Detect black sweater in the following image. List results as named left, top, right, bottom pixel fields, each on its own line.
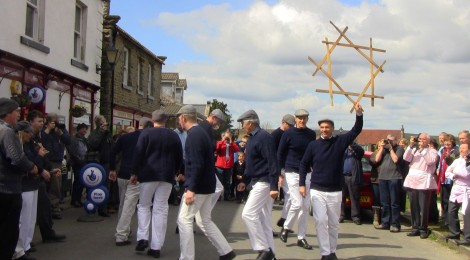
left=299, top=115, right=363, bottom=192
left=110, top=130, right=141, bottom=180
left=277, top=127, right=316, bottom=173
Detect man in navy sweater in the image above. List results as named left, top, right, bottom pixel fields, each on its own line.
left=176, top=105, right=235, bottom=260
left=299, top=103, right=363, bottom=260
left=109, top=117, right=153, bottom=246
left=278, top=109, right=316, bottom=249
left=130, top=110, right=182, bottom=258
left=237, top=109, right=279, bottom=260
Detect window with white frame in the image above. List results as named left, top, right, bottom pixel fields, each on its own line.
left=74, top=2, right=87, bottom=61
left=137, top=60, right=144, bottom=94
left=25, top=0, right=45, bottom=42
left=122, top=47, right=129, bottom=87
left=147, top=64, right=154, bottom=98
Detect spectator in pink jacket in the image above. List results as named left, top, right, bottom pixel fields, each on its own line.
left=403, top=133, right=438, bottom=239
left=445, top=143, right=470, bottom=245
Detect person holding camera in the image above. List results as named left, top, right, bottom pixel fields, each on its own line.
left=370, top=134, right=404, bottom=233
left=41, top=113, right=71, bottom=214
left=445, top=143, right=470, bottom=245
left=215, top=131, right=239, bottom=201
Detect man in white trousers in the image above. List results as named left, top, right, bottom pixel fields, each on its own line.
left=277, top=109, right=316, bottom=249
left=131, top=110, right=183, bottom=258
left=237, top=110, right=279, bottom=260
left=299, top=103, right=363, bottom=260
left=176, top=105, right=235, bottom=260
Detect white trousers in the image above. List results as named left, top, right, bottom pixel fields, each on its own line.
left=284, top=172, right=311, bottom=239
left=310, top=189, right=342, bottom=256
left=280, top=171, right=291, bottom=219
left=13, top=190, right=38, bottom=259
left=137, top=181, right=172, bottom=250
left=242, top=182, right=275, bottom=252
left=211, top=177, right=224, bottom=209
left=177, top=193, right=232, bottom=260
left=115, top=178, right=140, bottom=242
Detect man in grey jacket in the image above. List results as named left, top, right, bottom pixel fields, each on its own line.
left=0, top=98, right=37, bottom=259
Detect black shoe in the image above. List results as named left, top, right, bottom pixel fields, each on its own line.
left=116, top=240, right=131, bottom=246
left=26, top=245, right=36, bottom=253
left=272, top=231, right=278, bottom=237
left=279, top=228, right=288, bottom=243
left=219, top=250, right=236, bottom=260
left=407, top=230, right=420, bottom=237
left=329, top=252, right=338, bottom=260
left=456, top=239, right=470, bottom=246
left=445, top=234, right=460, bottom=240
left=353, top=218, right=361, bottom=225
left=321, top=255, right=331, bottom=260
left=98, top=211, right=110, bottom=217
left=276, top=218, right=286, bottom=227
left=175, top=226, right=179, bottom=234
left=420, top=230, right=430, bottom=239
left=43, top=234, right=66, bottom=243
left=147, top=249, right=161, bottom=258
left=135, top=239, right=148, bottom=252
left=17, top=254, right=36, bottom=260
left=256, top=249, right=275, bottom=260
left=297, top=239, right=313, bottom=250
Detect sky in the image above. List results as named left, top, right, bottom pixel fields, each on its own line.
left=110, top=0, right=470, bottom=136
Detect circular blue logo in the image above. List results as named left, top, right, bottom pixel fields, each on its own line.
left=79, top=163, right=107, bottom=188
left=28, top=86, right=46, bottom=104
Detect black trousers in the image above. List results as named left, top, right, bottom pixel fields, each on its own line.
left=408, top=189, right=432, bottom=231
left=37, top=180, right=55, bottom=239
left=440, top=184, right=452, bottom=224
left=341, top=175, right=361, bottom=220
left=71, top=166, right=85, bottom=204
left=0, top=193, right=22, bottom=260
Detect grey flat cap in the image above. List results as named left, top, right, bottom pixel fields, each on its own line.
left=177, top=105, right=196, bottom=116
left=139, top=117, right=152, bottom=126
left=210, top=109, right=226, bottom=122
left=237, top=109, right=259, bottom=122
left=318, top=118, right=334, bottom=127
left=0, top=98, right=19, bottom=116
left=282, top=114, right=295, bottom=126
left=294, top=109, right=309, bottom=117
left=152, top=110, right=168, bottom=122
left=14, top=120, right=33, bottom=133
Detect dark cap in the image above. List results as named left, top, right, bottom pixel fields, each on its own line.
left=176, top=105, right=196, bottom=116
left=0, top=97, right=19, bottom=116
left=77, top=123, right=88, bottom=131
left=318, top=118, right=335, bottom=127
left=282, top=114, right=295, bottom=126
left=152, top=109, right=168, bottom=122
left=210, top=109, right=226, bottom=122
left=139, top=117, right=152, bottom=127
left=294, top=109, right=309, bottom=117
left=237, top=109, right=259, bottom=122
left=14, top=120, right=33, bottom=133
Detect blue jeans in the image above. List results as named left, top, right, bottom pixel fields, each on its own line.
left=379, top=179, right=402, bottom=228
left=216, top=167, right=233, bottom=199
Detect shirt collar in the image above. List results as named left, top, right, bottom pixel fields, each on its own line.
left=250, top=127, right=260, bottom=136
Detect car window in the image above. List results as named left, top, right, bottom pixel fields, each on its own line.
left=361, top=158, right=372, bottom=172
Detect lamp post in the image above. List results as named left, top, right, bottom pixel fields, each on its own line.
left=106, top=46, right=118, bottom=133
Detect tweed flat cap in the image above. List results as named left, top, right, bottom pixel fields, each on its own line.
left=152, top=110, right=168, bottom=122
left=177, top=105, right=197, bottom=116
left=294, top=109, right=309, bottom=117
left=14, top=120, right=33, bottom=133
left=0, top=98, right=19, bottom=116
left=210, top=109, right=226, bottom=122
left=237, top=109, right=259, bottom=122
left=77, top=123, right=88, bottom=131
left=282, top=114, right=295, bottom=126
left=318, top=118, right=335, bottom=127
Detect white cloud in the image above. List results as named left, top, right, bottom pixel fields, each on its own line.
left=150, top=0, right=470, bottom=136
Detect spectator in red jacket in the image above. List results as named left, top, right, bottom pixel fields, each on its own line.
left=215, top=131, right=239, bottom=201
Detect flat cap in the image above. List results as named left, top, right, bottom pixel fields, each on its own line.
left=0, top=98, right=19, bottom=116
left=282, top=114, right=295, bottom=126
left=318, top=118, right=335, bottom=127
left=14, top=120, right=32, bottom=133
left=176, top=105, right=196, bottom=116
left=139, top=117, right=152, bottom=127
left=77, top=123, right=88, bottom=131
left=294, top=109, right=309, bottom=117
left=152, top=109, right=168, bottom=122
left=237, top=109, right=259, bottom=122
left=210, top=109, right=226, bottom=122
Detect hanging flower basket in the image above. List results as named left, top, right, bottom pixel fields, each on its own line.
left=10, top=93, right=31, bottom=107
left=70, top=105, right=87, bottom=117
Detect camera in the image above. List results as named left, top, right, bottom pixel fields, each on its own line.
left=224, top=138, right=230, bottom=142
left=56, top=123, right=66, bottom=130
left=383, top=139, right=390, bottom=145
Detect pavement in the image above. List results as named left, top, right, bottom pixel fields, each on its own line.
left=28, top=199, right=469, bottom=260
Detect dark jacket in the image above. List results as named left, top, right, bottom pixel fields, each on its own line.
left=41, top=128, right=71, bottom=162
left=110, top=130, right=142, bottom=180
left=68, top=133, right=88, bottom=169
left=87, top=127, right=112, bottom=165
left=344, top=143, right=364, bottom=185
